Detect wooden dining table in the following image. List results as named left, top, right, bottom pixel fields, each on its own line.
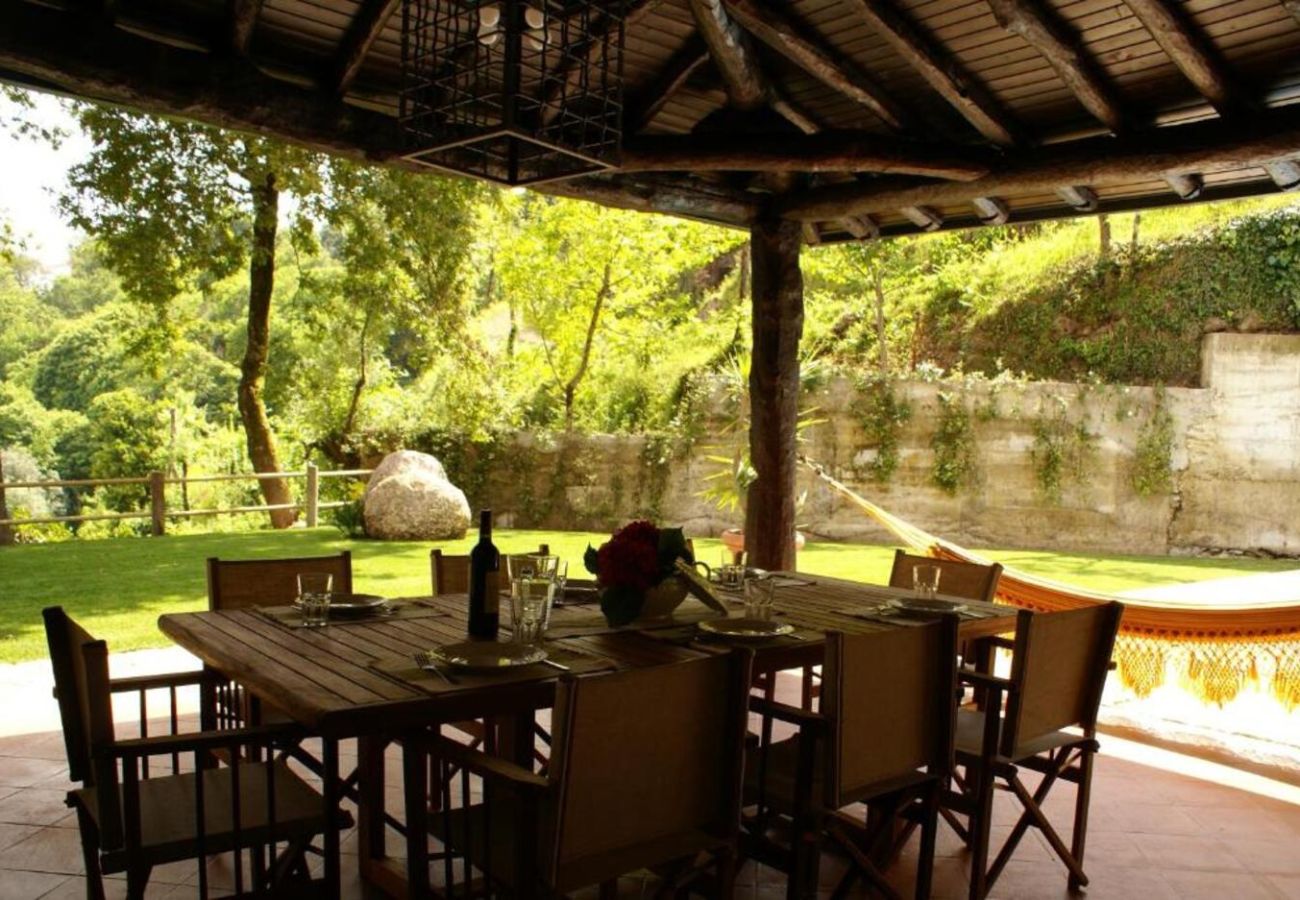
left=157, top=573, right=1017, bottom=899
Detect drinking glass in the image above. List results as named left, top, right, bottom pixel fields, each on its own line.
left=716, top=563, right=745, bottom=589
left=553, top=559, right=569, bottom=603
left=510, top=576, right=554, bottom=648
left=912, top=565, right=941, bottom=601
left=744, top=576, right=775, bottom=622
left=297, top=573, right=333, bottom=627
left=506, top=554, right=559, bottom=584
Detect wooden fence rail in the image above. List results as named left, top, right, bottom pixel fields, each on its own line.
left=0, top=463, right=373, bottom=540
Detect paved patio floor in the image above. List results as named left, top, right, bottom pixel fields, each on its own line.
left=2, top=651, right=1299, bottom=899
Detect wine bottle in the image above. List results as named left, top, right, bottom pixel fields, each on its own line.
left=468, top=509, right=500, bottom=639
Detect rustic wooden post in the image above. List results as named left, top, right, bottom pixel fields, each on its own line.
left=306, top=462, right=319, bottom=528
left=0, top=451, right=14, bottom=546
left=149, top=470, right=166, bottom=536
left=744, top=216, right=804, bottom=571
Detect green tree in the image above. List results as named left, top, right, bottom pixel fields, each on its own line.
left=83, top=388, right=169, bottom=511
left=57, top=106, right=326, bottom=527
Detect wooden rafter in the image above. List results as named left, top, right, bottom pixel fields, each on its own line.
left=1057, top=185, right=1099, bottom=211
left=721, top=0, right=909, bottom=131
left=988, top=0, right=1126, bottom=133
left=0, top=1, right=758, bottom=227
left=1267, top=160, right=1300, bottom=191
left=1286, top=0, right=1300, bottom=26
left=623, top=38, right=709, bottom=133
left=777, top=108, right=1300, bottom=222
left=540, top=0, right=661, bottom=127
left=230, top=0, right=264, bottom=54
left=841, top=0, right=1017, bottom=145
left=1123, top=0, right=1238, bottom=114
left=619, top=132, right=989, bottom=180
left=686, top=0, right=767, bottom=110
left=334, top=0, right=400, bottom=95
left=1165, top=172, right=1204, bottom=199
left=972, top=196, right=1011, bottom=225
left=901, top=206, right=942, bottom=231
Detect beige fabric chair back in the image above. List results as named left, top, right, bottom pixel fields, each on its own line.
left=821, top=618, right=958, bottom=808
left=544, top=652, right=751, bottom=887
left=888, top=549, right=1002, bottom=604
left=206, top=552, right=352, bottom=610
left=1003, top=603, right=1123, bottom=756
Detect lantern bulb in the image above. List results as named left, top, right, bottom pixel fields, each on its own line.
left=478, top=4, right=500, bottom=27
left=524, top=6, right=545, bottom=29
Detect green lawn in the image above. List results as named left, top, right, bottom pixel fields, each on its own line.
left=0, top=528, right=1292, bottom=664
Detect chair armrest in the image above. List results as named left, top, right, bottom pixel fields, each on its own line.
left=109, top=670, right=209, bottom=693
left=432, top=737, right=549, bottom=792
left=958, top=669, right=1015, bottom=693
left=109, top=724, right=306, bottom=759
left=748, top=695, right=828, bottom=732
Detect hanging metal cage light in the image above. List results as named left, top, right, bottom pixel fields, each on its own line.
left=399, top=0, right=626, bottom=185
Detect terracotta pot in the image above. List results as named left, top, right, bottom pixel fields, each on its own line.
left=637, top=576, right=689, bottom=620
left=719, top=528, right=806, bottom=562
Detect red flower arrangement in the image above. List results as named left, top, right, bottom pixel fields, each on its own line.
left=584, top=520, right=694, bottom=625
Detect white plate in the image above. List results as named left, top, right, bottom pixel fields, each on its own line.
left=887, top=597, right=968, bottom=615
left=697, top=618, right=795, bottom=641
left=429, top=641, right=548, bottom=672
left=295, top=593, right=387, bottom=615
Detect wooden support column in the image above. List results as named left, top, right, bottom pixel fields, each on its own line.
left=745, top=217, right=804, bottom=572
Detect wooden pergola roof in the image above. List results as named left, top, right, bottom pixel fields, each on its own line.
left=2, top=0, right=1300, bottom=238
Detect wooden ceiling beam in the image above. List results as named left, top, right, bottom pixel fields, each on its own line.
left=0, top=2, right=758, bottom=227
left=541, top=0, right=662, bottom=126
left=972, top=196, right=1011, bottom=225
left=721, top=0, right=911, bottom=131
left=1165, top=172, right=1204, bottom=199
left=686, top=0, right=768, bottom=110
left=901, top=205, right=943, bottom=231
left=1285, top=1, right=1300, bottom=26
left=841, top=0, right=1017, bottom=145
left=624, top=36, right=709, bottom=133
left=777, top=107, right=1300, bottom=221
left=1057, top=185, right=1099, bottom=211
left=1267, top=160, right=1300, bottom=191
left=230, top=0, right=264, bottom=54
left=619, top=132, right=989, bottom=180
left=1123, top=0, right=1238, bottom=114
left=334, top=0, right=400, bottom=95
left=988, top=0, right=1126, bottom=133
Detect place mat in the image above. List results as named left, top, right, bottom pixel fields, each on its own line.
left=838, top=603, right=1003, bottom=628
left=369, top=645, right=615, bottom=695
left=255, top=599, right=448, bottom=629
left=545, top=600, right=727, bottom=639
left=641, top=622, right=821, bottom=650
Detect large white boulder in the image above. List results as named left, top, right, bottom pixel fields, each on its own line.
left=363, top=451, right=470, bottom=541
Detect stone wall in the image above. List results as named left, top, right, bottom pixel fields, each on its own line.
left=472, top=334, right=1300, bottom=556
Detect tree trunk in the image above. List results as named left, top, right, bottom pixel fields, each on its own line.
left=562, top=260, right=613, bottom=431
left=1098, top=213, right=1112, bottom=260
left=341, top=307, right=372, bottom=436
left=873, top=265, right=888, bottom=378
left=0, top=452, right=13, bottom=546
left=745, top=218, right=804, bottom=571
left=239, top=170, right=295, bottom=529
left=1130, top=211, right=1142, bottom=254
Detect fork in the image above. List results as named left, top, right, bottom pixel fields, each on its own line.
left=412, top=651, right=459, bottom=685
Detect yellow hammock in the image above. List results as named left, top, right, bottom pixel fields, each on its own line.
left=803, top=459, right=1300, bottom=710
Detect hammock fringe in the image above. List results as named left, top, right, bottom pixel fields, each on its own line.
left=803, top=457, right=1300, bottom=710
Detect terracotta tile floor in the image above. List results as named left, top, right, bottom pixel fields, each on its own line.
left=2, top=667, right=1298, bottom=898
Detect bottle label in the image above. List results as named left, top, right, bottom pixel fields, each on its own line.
left=484, top=571, right=499, bottom=614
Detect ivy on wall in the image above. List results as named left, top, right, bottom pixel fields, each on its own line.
left=855, top=377, right=911, bottom=483
left=930, top=391, right=977, bottom=495
left=1132, top=388, right=1174, bottom=497
left=1030, top=397, right=1097, bottom=504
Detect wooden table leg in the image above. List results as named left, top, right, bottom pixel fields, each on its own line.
left=322, top=737, right=342, bottom=900
left=497, top=710, right=537, bottom=770
left=403, top=735, right=431, bottom=900
left=357, top=737, right=387, bottom=865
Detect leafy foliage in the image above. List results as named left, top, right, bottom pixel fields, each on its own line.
left=855, top=377, right=911, bottom=483
left=930, top=392, right=976, bottom=495
left=1132, top=389, right=1175, bottom=497
left=1030, top=398, right=1097, bottom=504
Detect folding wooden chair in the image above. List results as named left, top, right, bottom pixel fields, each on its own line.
left=946, top=602, right=1123, bottom=900
left=744, top=616, right=960, bottom=900
left=45, top=606, right=351, bottom=900
left=410, top=651, right=754, bottom=898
